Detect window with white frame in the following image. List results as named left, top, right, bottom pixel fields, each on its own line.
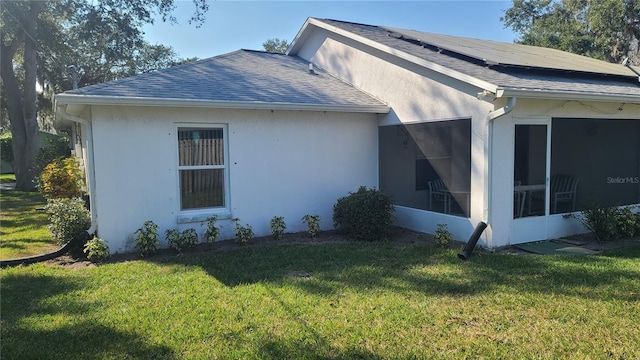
left=177, top=127, right=227, bottom=210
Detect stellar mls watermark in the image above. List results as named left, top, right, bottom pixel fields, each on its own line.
left=607, top=176, right=640, bottom=184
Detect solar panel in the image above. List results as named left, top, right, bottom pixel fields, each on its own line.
left=384, top=27, right=638, bottom=78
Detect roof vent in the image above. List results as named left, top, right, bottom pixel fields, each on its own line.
left=308, top=63, right=316, bottom=74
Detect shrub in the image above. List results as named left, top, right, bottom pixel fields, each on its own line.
left=232, top=218, right=254, bottom=244
left=302, top=214, right=321, bottom=239
left=0, top=133, right=14, bottom=169
left=39, top=157, right=83, bottom=199
left=617, top=206, right=639, bottom=238
left=569, top=205, right=640, bottom=241
left=167, top=228, right=199, bottom=254
left=202, top=215, right=220, bottom=243
left=84, top=237, right=110, bottom=263
left=434, top=224, right=453, bottom=247
left=332, top=186, right=395, bottom=241
left=34, top=136, right=71, bottom=174
left=165, top=228, right=180, bottom=250
left=46, top=197, right=91, bottom=246
left=270, top=216, right=286, bottom=240
left=573, top=206, right=619, bottom=241
left=135, top=221, right=160, bottom=257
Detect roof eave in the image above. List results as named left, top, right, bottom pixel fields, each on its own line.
left=54, top=94, right=390, bottom=114
left=288, top=18, right=499, bottom=93
left=496, top=88, right=640, bottom=104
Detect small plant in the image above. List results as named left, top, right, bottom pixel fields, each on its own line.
left=568, top=204, right=639, bottom=241
left=167, top=228, right=198, bottom=254
left=332, top=186, right=395, bottom=241
left=39, top=157, right=84, bottom=199
left=202, top=215, right=220, bottom=243
left=83, top=237, right=110, bottom=263
left=135, top=220, right=160, bottom=257
left=165, top=228, right=180, bottom=249
left=46, top=197, right=91, bottom=246
left=232, top=218, right=254, bottom=244
left=302, top=214, right=321, bottom=238
left=270, top=216, right=286, bottom=240
left=617, top=205, right=639, bottom=238
left=434, top=224, right=453, bottom=247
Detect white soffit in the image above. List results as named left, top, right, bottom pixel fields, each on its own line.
left=384, top=27, right=638, bottom=78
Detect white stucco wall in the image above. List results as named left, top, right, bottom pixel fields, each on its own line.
left=89, top=106, right=379, bottom=253
left=294, top=26, right=494, bottom=246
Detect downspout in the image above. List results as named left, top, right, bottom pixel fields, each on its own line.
left=488, top=97, right=516, bottom=121
left=56, top=104, right=97, bottom=235
left=483, top=96, right=517, bottom=246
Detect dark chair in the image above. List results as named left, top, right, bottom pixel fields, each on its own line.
left=428, top=179, right=448, bottom=212
left=550, top=174, right=579, bottom=213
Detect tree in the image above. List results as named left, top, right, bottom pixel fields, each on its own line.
left=1, top=0, right=208, bottom=191
left=263, top=38, right=290, bottom=53
left=502, top=0, right=640, bottom=65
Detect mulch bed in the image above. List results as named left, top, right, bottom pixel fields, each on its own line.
left=44, top=227, right=639, bottom=268
left=46, top=227, right=454, bottom=268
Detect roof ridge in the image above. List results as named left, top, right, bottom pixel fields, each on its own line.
left=320, top=18, right=380, bottom=28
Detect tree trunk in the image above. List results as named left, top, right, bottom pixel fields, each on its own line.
left=0, top=1, right=42, bottom=191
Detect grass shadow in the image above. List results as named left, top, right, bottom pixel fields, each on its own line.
left=0, top=272, right=177, bottom=359
left=150, top=241, right=640, bottom=302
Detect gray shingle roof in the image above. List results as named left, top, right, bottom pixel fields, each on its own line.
left=315, top=19, right=640, bottom=100
left=61, top=50, right=387, bottom=110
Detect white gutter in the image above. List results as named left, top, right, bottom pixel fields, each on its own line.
left=496, top=88, right=640, bottom=104
left=55, top=104, right=97, bottom=235
left=483, top=97, right=517, bottom=246
left=54, top=94, right=391, bottom=114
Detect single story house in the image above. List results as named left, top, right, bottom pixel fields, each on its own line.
left=55, top=18, right=640, bottom=253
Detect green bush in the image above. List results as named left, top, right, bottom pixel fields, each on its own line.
left=202, top=215, right=220, bottom=243
left=232, top=218, right=254, bottom=244
left=46, top=197, right=91, bottom=246
left=165, top=228, right=180, bottom=250
left=574, top=206, right=619, bottom=241
left=84, top=237, right=110, bottom=263
left=434, top=224, right=453, bottom=247
left=34, top=136, right=71, bottom=174
left=166, top=228, right=198, bottom=254
left=617, top=206, right=638, bottom=239
left=135, top=221, right=160, bottom=257
left=270, top=216, right=286, bottom=240
left=571, top=205, right=640, bottom=241
left=332, top=186, right=395, bottom=241
left=0, top=133, right=14, bottom=169
left=302, top=214, right=321, bottom=239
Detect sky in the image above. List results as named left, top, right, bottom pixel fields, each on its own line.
left=142, top=1, right=518, bottom=60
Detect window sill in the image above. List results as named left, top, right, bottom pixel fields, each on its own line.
left=177, top=210, right=232, bottom=224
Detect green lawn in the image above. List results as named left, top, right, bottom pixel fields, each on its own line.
left=2, top=242, right=639, bottom=359
left=0, top=190, right=57, bottom=259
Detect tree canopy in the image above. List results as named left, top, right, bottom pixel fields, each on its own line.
left=1, top=0, right=208, bottom=190
left=502, top=0, right=640, bottom=65
left=262, top=38, right=290, bottom=54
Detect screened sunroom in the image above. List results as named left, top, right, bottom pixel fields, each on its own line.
left=379, top=119, right=472, bottom=218
left=513, top=118, right=640, bottom=219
